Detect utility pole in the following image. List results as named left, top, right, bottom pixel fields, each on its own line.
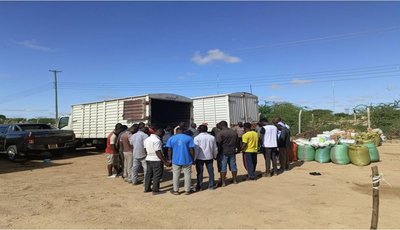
left=216, top=65, right=220, bottom=94
left=49, top=70, right=62, bottom=122
left=332, top=81, right=336, bottom=112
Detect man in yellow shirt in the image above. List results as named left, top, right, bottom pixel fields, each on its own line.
left=241, top=122, right=259, bottom=180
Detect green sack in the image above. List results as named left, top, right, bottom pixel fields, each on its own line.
left=363, top=142, right=380, bottom=162
left=315, top=146, right=331, bottom=163
left=349, top=145, right=371, bottom=166
left=298, top=144, right=315, bottom=161
left=330, top=144, right=350, bottom=165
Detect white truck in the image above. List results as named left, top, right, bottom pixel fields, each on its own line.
left=58, top=93, right=193, bottom=150
left=192, top=92, right=259, bottom=130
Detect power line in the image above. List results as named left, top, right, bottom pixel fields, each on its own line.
left=0, top=83, right=53, bottom=104
left=1, top=64, right=399, bottom=104
left=231, top=25, right=400, bottom=53
left=57, top=64, right=400, bottom=90
left=57, top=63, right=400, bottom=87
left=58, top=73, right=400, bottom=91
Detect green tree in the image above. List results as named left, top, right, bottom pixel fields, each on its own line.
left=27, top=118, right=56, bottom=125
left=259, top=101, right=307, bottom=135
left=0, top=114, right=6, bottom=124
left=370, top=100, right=400, bottom=138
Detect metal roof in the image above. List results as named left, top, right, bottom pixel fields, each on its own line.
left=71, top=93, right=192, bottom=106
left=191, top=92, right=257, bottom=100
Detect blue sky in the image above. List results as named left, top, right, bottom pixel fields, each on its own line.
left=1, top=2, right=399, bottom=118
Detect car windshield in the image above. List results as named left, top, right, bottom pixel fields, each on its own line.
left=18, top=124, right=54, bottom=131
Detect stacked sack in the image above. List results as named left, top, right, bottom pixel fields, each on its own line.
left=293, top=128, right=381, bottom=166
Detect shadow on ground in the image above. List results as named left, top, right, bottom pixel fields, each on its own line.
left=0, top=148, right=102, bottom=175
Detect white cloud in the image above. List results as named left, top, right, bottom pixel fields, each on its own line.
left=192, top=49, right=241, bottom=65
left=270, top=84, right=281, bottom=90
left=291, top=79, right=313, bottom=85
left=13, top=39, right=56, bottom=52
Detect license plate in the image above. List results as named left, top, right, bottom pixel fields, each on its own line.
left=48, top=144, right=58, bottom=149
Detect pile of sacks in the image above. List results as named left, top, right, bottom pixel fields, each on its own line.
left=293, top=129, right=382, bottom=166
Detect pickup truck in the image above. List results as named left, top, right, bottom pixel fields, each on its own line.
left=0, top=123, right=76, bottom=161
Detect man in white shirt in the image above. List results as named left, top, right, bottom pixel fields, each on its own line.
left=260, top=118, right=278, bottom=177
left=194, top=125, right=218, bottom=190
left=144, top=128, right=171, bottom=195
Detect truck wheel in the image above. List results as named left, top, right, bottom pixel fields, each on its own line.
left=52, top=151, right=64, bottom=158
left=95, top=144, right=106, bottom=151
left=7, top=145, right=18, bottom=161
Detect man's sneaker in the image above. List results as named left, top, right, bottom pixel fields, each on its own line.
left=107, top=174, right=117, bottom=178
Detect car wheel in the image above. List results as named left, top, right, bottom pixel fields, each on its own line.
left=7, top=145, right=18, bottom=161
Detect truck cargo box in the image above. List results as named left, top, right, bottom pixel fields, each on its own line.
left=192, top=92, right=259, bottom=130
left=59, top=93, right=192, bottom=149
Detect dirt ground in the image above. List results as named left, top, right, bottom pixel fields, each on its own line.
left=0, top=143, right=399, bottom=229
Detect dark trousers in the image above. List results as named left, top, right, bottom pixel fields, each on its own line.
left=243, top=152, right=258, bottom=179
left=162, top=146, right=169, bottom=160
left=217, top=154, right=223, bottom=172
left=278, top=147, right=289, bottom=170
left=144, top=161, right=164, bottom=192
left=263, top=147, right=278, bottom=174
left=118, top=150, right=124, bottom=174
left=196, top=159, right=215, bottom=189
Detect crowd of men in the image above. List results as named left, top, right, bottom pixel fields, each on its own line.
left=105, top=117, right=291, bottom=195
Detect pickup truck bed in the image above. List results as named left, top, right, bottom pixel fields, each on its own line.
left=0, top=124, right=75, bottom=161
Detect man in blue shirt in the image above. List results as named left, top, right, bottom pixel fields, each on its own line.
left=166, top=127, right=195, bottom=195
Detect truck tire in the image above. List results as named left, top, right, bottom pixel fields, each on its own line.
left=52, top=151, right=65, bottom=158
left=7, top=145, right=18, bottom=161
left=95, top=144, right=106, bottom=151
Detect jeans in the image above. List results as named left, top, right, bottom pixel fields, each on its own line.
left=123, top=152, right=133, bottom=181
left=132, top=157, right=147, bottom=184
left=243, top=152, right=258, bottom=179
left=195, top=159, right=215, bottom=189
left=172, top=164, right=192, bottom=192
left=144, top=161, right=164, bottom=192
left=220, top=153, right=237, bottom=173
left=263, top=147, right=278, bottom=174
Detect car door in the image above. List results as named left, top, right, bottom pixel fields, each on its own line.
left=0, top=125, right=9, bottom=151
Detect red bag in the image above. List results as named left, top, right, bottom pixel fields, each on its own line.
left=289, top=142, right=298, bottom=162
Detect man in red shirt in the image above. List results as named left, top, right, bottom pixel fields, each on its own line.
left=105, top=123, right=122, bottom=178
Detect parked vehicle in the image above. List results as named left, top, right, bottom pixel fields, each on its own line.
left=0, top=123, right=76, bottom=161
left=58, top=93, right=193, bottom=150
left=192, top=92, right=259, bottom=130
